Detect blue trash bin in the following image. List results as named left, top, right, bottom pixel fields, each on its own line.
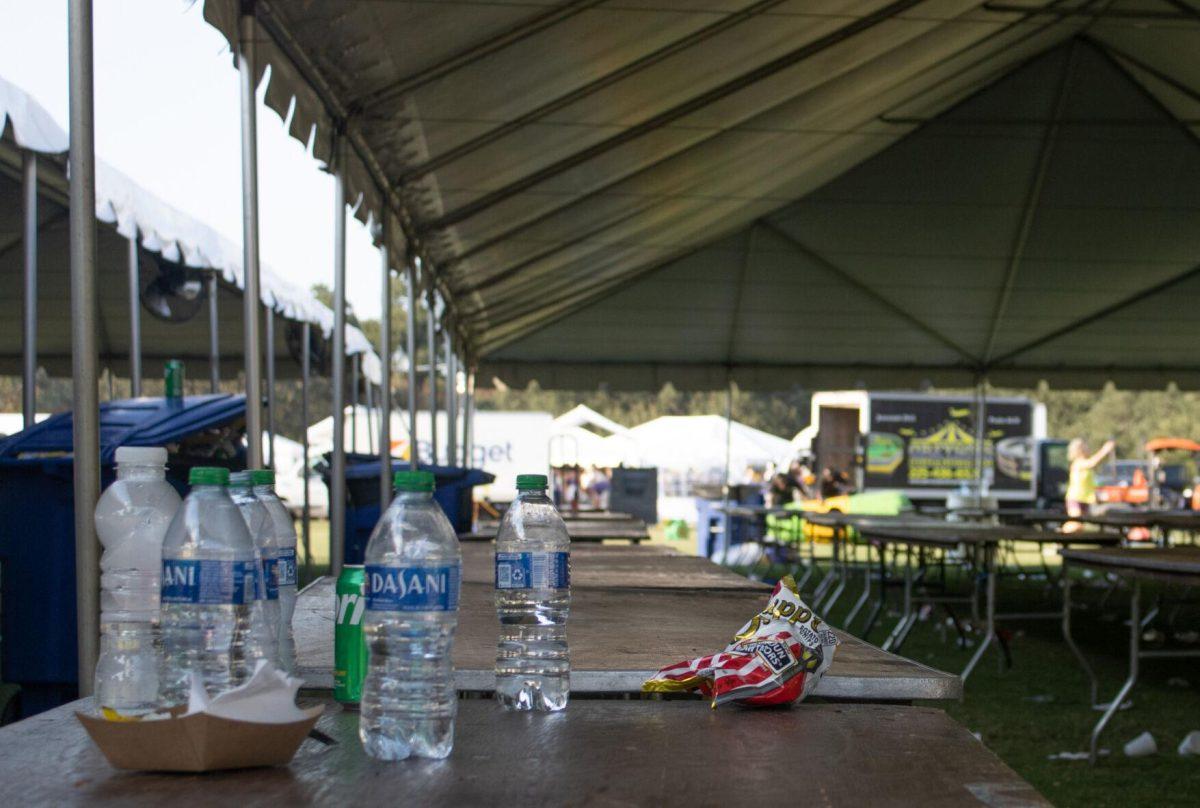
left=0, top=394, right=246, bottom=717
left=324, top=454, right=495, bottom=565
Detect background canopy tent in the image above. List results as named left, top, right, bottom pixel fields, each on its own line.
left=0, top=75, right=382, bottom=384
left=198, top=2, right=1200, bottom=390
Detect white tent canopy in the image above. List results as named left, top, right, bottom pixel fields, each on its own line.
left=549, top=404, right=638, bottom=467
left=627, top=415, right=792, bottom=489
left=0, top=74, right=381, bottom=384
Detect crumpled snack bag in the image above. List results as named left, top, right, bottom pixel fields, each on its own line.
left=643, top=575, right=838, bottom=707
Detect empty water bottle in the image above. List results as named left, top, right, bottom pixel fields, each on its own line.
left=228, top=471, right=279, bottom=666
left=359, top=471, right=461, bottom=761
left=252, top=468, right=298, bottom=673
left=494, top=473, right=570, bottom=711
left=158, top=466, right=264, bottom=707
left=93, top=447, right=181, bottom=716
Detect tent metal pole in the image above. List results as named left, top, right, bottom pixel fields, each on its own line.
left=238, top=9, right=263, bottom=468
left=379, top=232, right=392, bottom=508
left=207, top=273, right=219, bottom=393
left=718, top=378, right=733, bottom=564
left=462, top=369, right=475, bottom=467
left=330, top=141, right=348, bottom=578
left=445, top=334, right=457, bottom=467
left=974, top=377, right=989, bottom=499
left=127, top=230, right=141, bottom=397
left=21, top=152, right=37, bottom=428
left=427, top=290, right=438, bottom=465
left=406, top=257, right=418, bottom=469
left=366, top=381, right=375, bottom=456
left=300, top=321, right=312, bottom=581
left=68, top=0, right=101, bottom=697
left=351, top=352, right=360, bottom=454
left=266, top=307, right=276, bottom=468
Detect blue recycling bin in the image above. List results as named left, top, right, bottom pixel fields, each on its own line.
left=0, top=394, right=246, bottom=717
left=326, top=454, right=494, bottom=565
left=695, top=484, right=765, bottom=559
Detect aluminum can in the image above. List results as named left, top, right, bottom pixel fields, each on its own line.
left=164, top=359, right=185, bottom=400
left=334, top=564, right=368, bottom=705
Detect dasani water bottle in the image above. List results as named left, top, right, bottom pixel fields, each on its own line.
left=228, top=471, right=279, bottom=667
left=252, top=468, right=298, bottom=673
left=494, top=473, right=570, bottom=711
left=359, top=470, right=462, bottom=760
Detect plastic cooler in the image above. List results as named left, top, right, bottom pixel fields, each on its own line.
left=325, top=454, right=495, bottom=565
left=0, top=395, right=246, bottom=717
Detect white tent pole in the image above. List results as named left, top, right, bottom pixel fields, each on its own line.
left=330, top=138, right=348, bottom=578
left=68, top=0, right=101, bottom=697
left=238, top=9, right=263, bottom=468
left=462, top=368, right=475, bottom=467
left=406, top=257, right=418, bottom=469
left=21, top=152, right=37, bottom=428
left=266, top=307, right=276, bottom=468
left=445, top=332, right=457, bottom=467
left=208, top=273, right=219, bottom=393
left=300, top=321, right=312, bottom=578
left=974, top=376, right=989, bottom=498
left=351, top=352, right=360, bottom=454
left=127, top=229, right=141, bottom=397
left=366, top=380, right=375, bottom=455
left=427, top=290, right=438, bottom=466
left=379, top=229, right=392, bottom=508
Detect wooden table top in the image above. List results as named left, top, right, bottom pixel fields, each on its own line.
left=856, top=523, right=1122, bottom=548
left=0, top=698, right=1045, bottom=806
left=469, top=518, right=650, bottom=542
left=298, top=547, right=961, bottom=701
left=1060, top=546, right=1200, bottom=578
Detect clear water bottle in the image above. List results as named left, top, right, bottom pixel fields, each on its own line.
left=494, top=473, right=570, bottom=711
left=228, top=471, right=279, bottom=667
left=93, top=446, right=181, bottom=716
left=359, top=470, right=461, bottom=761
left=158, top=466, right=264, bottom=707
left=252, top=468, right=298, bottom=673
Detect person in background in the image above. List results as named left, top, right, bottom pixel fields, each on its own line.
left=1063, top=438, right=1116, bottom=532
left=764, top=472, right=799, bottom=507
left=819, top=467, right=853, bottom=499
left=789, top=457, right=817, bottom=499
left=588, top=466, right=612, bottom=510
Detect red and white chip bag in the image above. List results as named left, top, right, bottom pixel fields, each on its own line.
left=643, top=575, right=838, bottom=707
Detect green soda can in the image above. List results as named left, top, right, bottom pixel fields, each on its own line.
left=164, top=359, right=185, bottom=401
left=334, top=564, right=368, bottom=705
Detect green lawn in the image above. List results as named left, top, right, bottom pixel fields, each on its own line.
left=744, top=546, right=1200, bottom=808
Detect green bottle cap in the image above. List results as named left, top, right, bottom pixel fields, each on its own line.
left=190, top=466, right=229, bottom=486
left=393, top=470, right=435, bottom=492
left=251, top=469, right=275, bottom=486
left=516, top=473, right=548, bottom=491
left=228, top=470, right=253, bottom=489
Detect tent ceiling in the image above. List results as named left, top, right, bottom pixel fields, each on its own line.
left=198, top=1, right=1200, bottom=387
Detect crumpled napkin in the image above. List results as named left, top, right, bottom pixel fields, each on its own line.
left=186, top=661, right=309, bottom=723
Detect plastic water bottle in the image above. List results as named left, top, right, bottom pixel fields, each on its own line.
left=252, top=469, right=298, bottom=673
left=158, top=466, right=264, bottom=707
left=228, top=471, right=279, bottom=667
left=494, top=473, right=570, bottom=711
left=359, top=470, right=461, bottom=761
left=92, top=447, right=181, bottom=716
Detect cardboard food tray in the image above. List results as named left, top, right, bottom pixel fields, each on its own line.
left=76, top=706, right=324, bottom=772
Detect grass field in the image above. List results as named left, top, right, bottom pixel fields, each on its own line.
left=295, top=519, right=1198, bottom=805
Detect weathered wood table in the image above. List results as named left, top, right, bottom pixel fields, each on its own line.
left=463, top=515, right=650, bottom=543
left=0, top=698, right=1048, bottom=806
left=1060, top=546, right=1200, bottom=763
left=300, top=544, right=961, bottom=700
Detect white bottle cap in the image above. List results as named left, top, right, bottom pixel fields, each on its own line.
left=114, top=446, right=169, bottom=466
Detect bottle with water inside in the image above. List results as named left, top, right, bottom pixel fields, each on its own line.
left=252, top=468, right=298, bottom=673
left=228, top=471, right=279, bottom=667
left=494, top=473, right=570, bottom=711
left=359, top=470, right=461, bottom=761
left=93, top=447, right=181, bottom=716
left=158, top=466, right=264, bottom=707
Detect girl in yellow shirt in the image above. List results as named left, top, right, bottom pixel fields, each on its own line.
left=1063, top=438, right=1115, bottom=532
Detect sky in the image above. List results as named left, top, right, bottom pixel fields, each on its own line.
left=0, top=0, right=386, bottom=320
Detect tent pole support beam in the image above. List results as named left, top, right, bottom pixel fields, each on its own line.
left=423, top=0, right=924, bottom=232
left=300, top=321, right=312, bottom=580
left=445, top=333, right=457, bottom=467
left=982, top=41, right=1076, bottom=363
left=351, top=352, right=359, bottom=454
left=22, top=151, right=38, bottom=428
left=406, top=255, right=419, bottom=469
left=379, top=226, right=392, bottom=508
left=127, top=230, right=141, bottom=397
left=725, top=225, right=756, bottom=363
left=266, top=308, right=276, bottom=467
left=758, top=219, right=979, bottom=365
left=427, top=289, right=439, bottom=466
left=69, top=0, right=101, bottom=698
left=239, top=8, right=264, bottom=468
left=462, top=369, right=474, bottom=467
left=331, top=137, right=348, bottom=577
left=208, top=274, right=220, bottom=392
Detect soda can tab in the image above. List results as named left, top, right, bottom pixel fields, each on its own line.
left=334, top=565, right=368, bottom=705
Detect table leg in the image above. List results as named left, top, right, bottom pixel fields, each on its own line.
left=793, top=517, right=815, bottom=590
left=844, top=541, right=873, bottom=626
left=883, top=544, right=915, bottom=652
left=1088, top=579, right=1141, bottom=765
left=861, top=541, right=888, bottom=638
left=1061, top=569, right=1101, bottom=710
left=821, top=528, right=848, bottom=612
left=960, top=543, right=996, bottom=684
